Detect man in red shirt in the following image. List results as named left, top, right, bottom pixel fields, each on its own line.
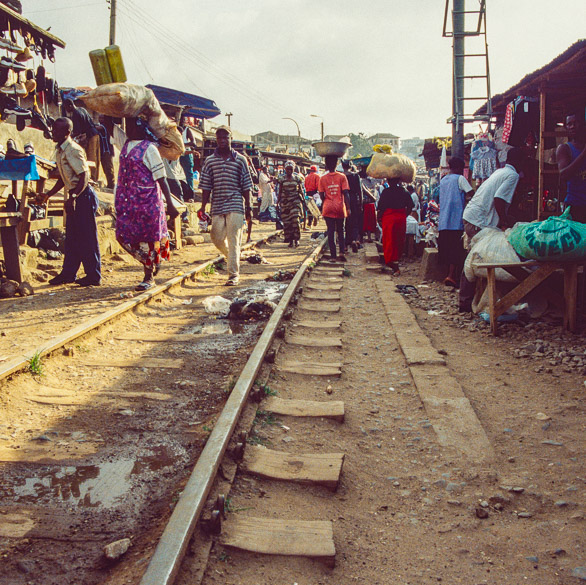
left=318, top=155, right=351, bottom=261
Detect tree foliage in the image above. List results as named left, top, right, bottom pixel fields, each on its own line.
left=348, top=133, right=372, bottom=158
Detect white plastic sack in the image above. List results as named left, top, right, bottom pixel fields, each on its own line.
left=464, top=227, right=520, bottom=283
left=366, top=152, right=416, bottom=182
left=82, top=83, right=155, bottom=118
left=202, top=295, right=231, bottom=317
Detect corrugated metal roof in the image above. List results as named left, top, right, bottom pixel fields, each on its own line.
left=475, top=39, right=586, bottom=115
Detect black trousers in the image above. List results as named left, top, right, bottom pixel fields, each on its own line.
left=325, top=216, right=345, bottom=258
left=345, top=198, right=363, bottom=245
left=60, top=186, right=101, bottom=282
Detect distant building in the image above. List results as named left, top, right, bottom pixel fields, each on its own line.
left=399, top=137, right=425, bottom=162
left=367, top=132, right=400, bottom=151
left=252, top=131, right=312, bottom=152
left=322, top=134, right=347, bottom=142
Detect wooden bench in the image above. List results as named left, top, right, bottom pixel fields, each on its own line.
left=476, top=260, right=581, bottom=335
left=0, top=211, right=22, bottom=282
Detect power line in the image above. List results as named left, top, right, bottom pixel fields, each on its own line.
left=118, top=0, right=293, bottom=118
left=25, top=2, right=104, bottom=14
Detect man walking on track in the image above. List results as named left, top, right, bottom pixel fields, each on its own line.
left=41, top=117, right=101, bottom=286
left=199, top=125, right=253, bottom=286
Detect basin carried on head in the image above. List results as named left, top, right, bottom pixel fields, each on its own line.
left=312, top=140, right=351, bottom=158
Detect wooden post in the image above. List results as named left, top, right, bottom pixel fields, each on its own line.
left=17, top=180, right=30, bottom=245
left=537, top=87, right=547, bottom=220
left=0, top=214, right=23, bottom=283
left=563, top=263, right=578, bottom=332
left=486, top=266, right=498, bottom=335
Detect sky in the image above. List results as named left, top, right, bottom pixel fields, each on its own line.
left=25, top=0, right=586, bottom=141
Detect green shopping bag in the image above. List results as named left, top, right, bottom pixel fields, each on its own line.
left=507, top=208, right=586, bottom=261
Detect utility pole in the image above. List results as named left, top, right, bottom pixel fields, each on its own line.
left=109, top=0, right=117, bottom=45
left=452, top=0, right=465, bottom=159
left=226, top=112, right=233, bottom=127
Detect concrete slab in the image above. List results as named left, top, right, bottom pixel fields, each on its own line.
left=376, top=282, right=494, bottom=463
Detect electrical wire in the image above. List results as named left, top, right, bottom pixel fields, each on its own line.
left=117, top=0, right=294, bottom=119
left=25, top=2, right=104, bottom=14
left=119, top=18, right=154, bottom=82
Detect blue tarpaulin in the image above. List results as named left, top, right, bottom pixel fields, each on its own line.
left=0, top=155, right=40, bottom=181
left=146, top=84, right=221, bottom=120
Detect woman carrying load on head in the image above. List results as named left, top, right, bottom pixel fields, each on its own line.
left=276, top=160, right=305, bottom=247
left=115, top=117, right=179, bottom=291
left=377, top=177, right=414, bottom=275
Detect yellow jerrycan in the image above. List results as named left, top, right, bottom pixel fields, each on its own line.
left=89, top=49, right=113, bottom=86
left=105, top=45, right=128, bottom=83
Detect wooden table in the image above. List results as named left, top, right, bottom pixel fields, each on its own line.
left=0, top=211, right=22, bottom=282
left=476, top=260, right=581, bottom=335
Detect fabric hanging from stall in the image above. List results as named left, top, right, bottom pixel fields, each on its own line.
left=470, top=132, right=497, bottom=180
left=503, top=96, right=539, bottom=147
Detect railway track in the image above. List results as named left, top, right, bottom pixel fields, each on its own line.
left=2, top=230, right=583, bottom=585
left=0, top=228, right=326, bottom=585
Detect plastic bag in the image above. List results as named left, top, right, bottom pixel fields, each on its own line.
left=366, top=152, right=416, bottom=182
left=158, top=125, right=185, bottom=161
left=507, top=208, right=586, bottom=261
left=202, top=296, right=231, bottom=317
left=464, top=227, right=520, bottom=283
left=81, top=83, right=154, bottom=117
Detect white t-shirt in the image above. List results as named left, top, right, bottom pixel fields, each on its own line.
left=125, top=140, right=166, bottom=181
left=164, top=158, right=186, bottom=182
left=462, top=164, right=519, bottom=228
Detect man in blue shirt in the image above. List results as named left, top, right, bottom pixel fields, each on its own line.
left=438, top=156, right=473, bottom=287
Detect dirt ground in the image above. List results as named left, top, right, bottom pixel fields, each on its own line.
left=0, top=239, right=584, bottom=585
left=194, top=254, right=584, bottom=585
left=0, top=225, right=314, bottom=585
left=0, top=221, right=279, bottom=362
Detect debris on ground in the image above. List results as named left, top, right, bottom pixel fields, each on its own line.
left=103, top=538, right=131, bottom=560
left=241, top=251, right=270, bottom=264
left=203, top=295, right=232, bottom=317
left=0, top=279, right=34, bottom=298
left=266, top=269, right=296, bottom=282
left=229, top=296, right=277, bottom=320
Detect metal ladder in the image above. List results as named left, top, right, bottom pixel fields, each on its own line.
left=443, top=0, right=493, bottom=127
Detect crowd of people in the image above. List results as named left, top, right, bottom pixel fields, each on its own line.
left=37, top=111, right=585, bottom=297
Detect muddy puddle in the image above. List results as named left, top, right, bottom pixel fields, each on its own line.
left=4, top=445, right=177, bottom=509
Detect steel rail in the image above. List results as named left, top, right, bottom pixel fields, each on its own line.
left=139, top=238, right=327, bottom=585
left=0, top=231, right=282, bottom=383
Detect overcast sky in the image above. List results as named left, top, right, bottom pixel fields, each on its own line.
left=26, top=0, right=585, bottom=140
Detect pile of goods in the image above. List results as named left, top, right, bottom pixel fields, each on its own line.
left=507, top=208, right=586, bottom=261
left=366, top=144, right=416, bottom=183
left=81, top=83, right=184, bottom=160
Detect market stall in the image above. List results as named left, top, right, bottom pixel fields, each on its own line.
left=475, top=39, right=586, bottom=220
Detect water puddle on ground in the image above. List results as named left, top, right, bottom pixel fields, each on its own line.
left=8, top=446, right=174, bottom=509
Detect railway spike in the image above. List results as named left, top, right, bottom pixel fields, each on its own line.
left=231, top=441, right=246, bottom=461
left=215, top=494, right=226, bottom=519
left=204, top=509, right=222, bottom=535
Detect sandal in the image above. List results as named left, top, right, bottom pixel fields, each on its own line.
left=135, top=280, right=154, bottom=292
left=444, top=277, right=458, bottom=288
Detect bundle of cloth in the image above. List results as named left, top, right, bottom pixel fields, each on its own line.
left=81, top=83, right=184, bottom=160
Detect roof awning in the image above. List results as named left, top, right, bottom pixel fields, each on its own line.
left=146, top=84, right=221, bottom=119
left=0, top=5, right=66, bottom=49
left=475, top=39, right=586, bottom=116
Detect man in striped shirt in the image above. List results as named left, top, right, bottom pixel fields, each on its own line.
left=199, top=126, right=253, bottom=285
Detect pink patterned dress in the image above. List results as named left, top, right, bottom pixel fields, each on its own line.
left=115, top=140, right=170, bottom=268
